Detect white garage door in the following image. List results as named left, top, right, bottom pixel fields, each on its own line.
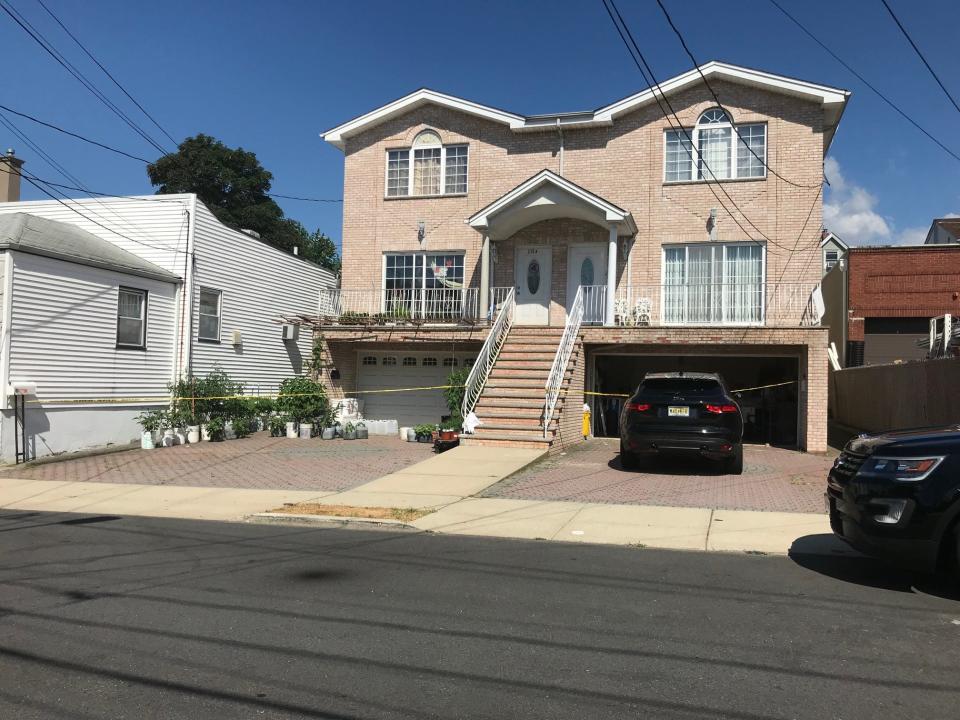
left=357, top=351, right=476, bottom=426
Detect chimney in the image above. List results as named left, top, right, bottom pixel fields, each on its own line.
left=0, top=149, right=24, bottom=203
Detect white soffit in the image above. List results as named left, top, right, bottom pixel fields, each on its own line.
left=321, top=62, right=850, bottom=152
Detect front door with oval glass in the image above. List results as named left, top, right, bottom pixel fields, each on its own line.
left=567, top=244, right=608, bottom=323
left=514, top=245, right=552, bottom=325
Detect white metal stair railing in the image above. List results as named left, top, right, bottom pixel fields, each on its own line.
left=543, top=285, right=584, bottom=439
left=461, top=288, right=515, bottom=420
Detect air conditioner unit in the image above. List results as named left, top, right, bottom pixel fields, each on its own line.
left=282, top=324, right=298, bottom=341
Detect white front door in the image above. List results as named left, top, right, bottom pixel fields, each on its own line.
left=567, top=243, right=608, bottom=324
left=514, top=245, right=552, bottom=325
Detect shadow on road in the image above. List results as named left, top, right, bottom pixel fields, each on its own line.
left=790, top=534, right=960, bottom=602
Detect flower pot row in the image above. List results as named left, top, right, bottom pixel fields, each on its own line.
left=275, top=421, right=370, bottom=440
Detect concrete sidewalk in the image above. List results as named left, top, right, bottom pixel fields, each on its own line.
left=410, top=497, right=849, bottom=556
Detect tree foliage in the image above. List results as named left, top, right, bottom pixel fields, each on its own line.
left=148, top=134, right=340, bottom=273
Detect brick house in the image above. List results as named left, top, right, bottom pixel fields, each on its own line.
left=311, top=62, right=849, bottom=453
left=821, top=244, right=960, bottom=367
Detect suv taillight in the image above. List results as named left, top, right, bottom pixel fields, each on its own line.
left=705, top=404, right=738, bottom=414
left=625, top=403, right=651, bottom=412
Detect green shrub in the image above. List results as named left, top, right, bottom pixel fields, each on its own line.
left=268, top=415, right=287, bottom=437
left=413, top=423, right=435, bottom=438
left=276, top=376, right=329, bottom=424
left=136, top=409, right=166, bottom=433
left=206, top=415, right=225, bottom=441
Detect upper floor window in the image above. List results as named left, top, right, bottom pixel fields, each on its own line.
left=116, top=287, right=147, bottom=349
left=386, top=130, right=468, bottom=197
left=664, top=109, right=766, bottom=183
left=824, top=249, right=839, bottom=273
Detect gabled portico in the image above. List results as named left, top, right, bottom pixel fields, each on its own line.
left=467, top=170, right=637, bottom=326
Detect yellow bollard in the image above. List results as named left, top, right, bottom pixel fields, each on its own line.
left=582, top=403, right=591, bottom=439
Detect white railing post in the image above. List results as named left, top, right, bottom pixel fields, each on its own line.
left=544, top=286, right=584, bottom=438
left=461, top=288, right=515, bottom=420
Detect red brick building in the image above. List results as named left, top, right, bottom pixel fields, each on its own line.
left=822, top=245, right=960, bottom=366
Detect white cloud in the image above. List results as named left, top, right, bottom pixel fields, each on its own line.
left=823, top=157, right=892, bottom=245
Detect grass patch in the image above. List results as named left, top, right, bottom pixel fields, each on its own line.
left=269, top=503, right=432, bottom=523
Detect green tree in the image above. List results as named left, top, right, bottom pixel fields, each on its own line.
left=148, top=135, right=341, bottom=274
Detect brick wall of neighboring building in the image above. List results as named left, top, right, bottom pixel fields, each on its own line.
left=845, top=246, right=960, bottom=342
left=340, top=79, right=825, bottom=302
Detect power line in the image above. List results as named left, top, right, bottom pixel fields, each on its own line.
left=34, top=0, right=179, bottom=147
left=768, top=0, right=960, bottom=165
left=0, top=103, right=152, bottom=163
left=0, top=0, right=168, bottom=155
left=652, top=0, right=821, bottom=190
left=267, top=193, right=342, bottom=203
left=879, top=0, right=960, bottom=117
left=602, top=0, right=798, bottom=252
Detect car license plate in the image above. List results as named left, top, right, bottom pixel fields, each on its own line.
left=668, top=406, right=689, bottom=417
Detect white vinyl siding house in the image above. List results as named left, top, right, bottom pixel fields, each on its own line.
left=0, top=196, right=336, bottom=461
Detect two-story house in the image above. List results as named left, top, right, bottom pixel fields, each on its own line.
left=312, top=62, right=849, bottom=454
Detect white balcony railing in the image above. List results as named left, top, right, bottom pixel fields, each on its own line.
left=318, top=287, right=480, bottom=324
left=578, top=282, right=820, bottom=327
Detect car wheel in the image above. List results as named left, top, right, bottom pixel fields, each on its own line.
left=620, top=443, right=640, bottom=471
left=726, top=444, right=744, bottom=475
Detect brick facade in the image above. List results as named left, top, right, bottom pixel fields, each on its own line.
left=844, top=246, right=960, bottom=342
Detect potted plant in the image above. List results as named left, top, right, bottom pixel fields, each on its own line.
left=205, top=415, right=226, bottom=442
left=356, top=421, right=368, bottom=440
left=299, top=421, right=313, bottom=439
left=268, top=415, right=287, bottom=437
left=135, top=409, right=164, bottom=449
left=276, top=376, right=330, bottom=440
left=253, top=397, right=274, bottom=431
left=343, top=421, right=357, bottom=440
left=154, top=410, right=175, bottom=447
left=413, top=424, right=435, bottom=443
left=168, top=408, right=188, bottom=445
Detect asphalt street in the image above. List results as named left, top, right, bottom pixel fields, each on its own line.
left=0, top=511, right=958, bottom=720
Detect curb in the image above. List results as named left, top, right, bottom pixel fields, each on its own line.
left=248, top=512, right=421, bottom=530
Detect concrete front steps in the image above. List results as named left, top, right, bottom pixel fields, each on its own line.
left=461, top=326, right=581, bottom=450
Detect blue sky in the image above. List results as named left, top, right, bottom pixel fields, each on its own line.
left=2, top=0, right=958, bottom=249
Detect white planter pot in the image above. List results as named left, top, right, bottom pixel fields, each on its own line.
left=299, top=423, right=313, bottom=439
left=225, top=422, right=236, bottom=440
left=187, top=425, right=201, bottom=444
left=174, top=429, right=187, bottom=445
left=161, top=429, right=175, bottom=448
left=285, top=421, right=298, bottom=439
left=399, top=426, right=411, bottom=441
left=140, top=431, right=155, bottom=450
left=201, top=424, right=211, bottom=442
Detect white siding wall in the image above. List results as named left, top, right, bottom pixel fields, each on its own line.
left=7, top=252, right=177, bottom=403
left=0, top=195, right=192, bottom=275
left=189, top=204, right=336, bottom=394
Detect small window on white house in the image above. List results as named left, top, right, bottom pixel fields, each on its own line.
left=116, top=287, right=146, bottom=348
left=402, top=357, right=418, bottom=367
left=442, top=357, right=458, bottom=367
left=362, top=356, right=377, bottom=366
left=198, top=288, right=222, bottom=342
left=382, top=356, right=397, bottom=366
left=386, top=130, right=468, bottom=197
left=422, top=357, right=438, bottom=366
left=824, top=250, right=839, bottom=273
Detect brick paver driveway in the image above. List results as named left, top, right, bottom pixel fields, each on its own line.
left=0, top=433, right=433, bottom=492
left=484, top=438, right=836, bottom=513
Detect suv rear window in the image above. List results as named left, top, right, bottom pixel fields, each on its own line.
left=639, top=378, right=723, bottom=397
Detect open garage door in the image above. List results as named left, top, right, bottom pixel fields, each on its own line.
left=356, top=351, right=476, bottom=427
left=591, top=353, right=799, bottom=447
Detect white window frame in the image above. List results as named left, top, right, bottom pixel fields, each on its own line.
left=384, top=134, right=469, bottom=198
left=198, top=287, right=222, bottom=343
left=663, top=110, right=767, bottom=183
left=660, top=242, right=766, bottom=327
left=116, top=286, right=147, bottom=349
left=824, top=249, right=839, bottom=273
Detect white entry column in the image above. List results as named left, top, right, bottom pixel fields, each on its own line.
left=479, top=235, right=490, bottom=320
left=606, top=224, right=618, bottom=326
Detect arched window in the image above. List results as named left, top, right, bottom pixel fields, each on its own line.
left=442, top=357, right=458, bottom=367
left=695, top=109, right=732, bottom=180
left=402, top=356, right=418, bottom=367
left=382, top=356, right=397, bottom=366
left=422, top=357, right=438, bottom=366
left=361, top=356, right=377, bottom=366
left=386, top=129, right=468, bottom=197
left=664, top=108, right=766, bottom=182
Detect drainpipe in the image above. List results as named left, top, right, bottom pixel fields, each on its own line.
left=479, top=234, right=490, bottom=319
left=556, top=119, right=564, bottom=176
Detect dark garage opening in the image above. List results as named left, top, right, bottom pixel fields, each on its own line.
left=591, top=353, right=799, bottom=447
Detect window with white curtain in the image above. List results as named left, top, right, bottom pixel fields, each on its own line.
left=116, top=287, right=147, bottom=348
left=662, top=243, right=764, bottom=324
left=664, top=109, right=766, bottom=183
left=385, top=130, right=468, bottom=197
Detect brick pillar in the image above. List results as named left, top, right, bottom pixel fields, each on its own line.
left=804, top=340, right=829, bottom=453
